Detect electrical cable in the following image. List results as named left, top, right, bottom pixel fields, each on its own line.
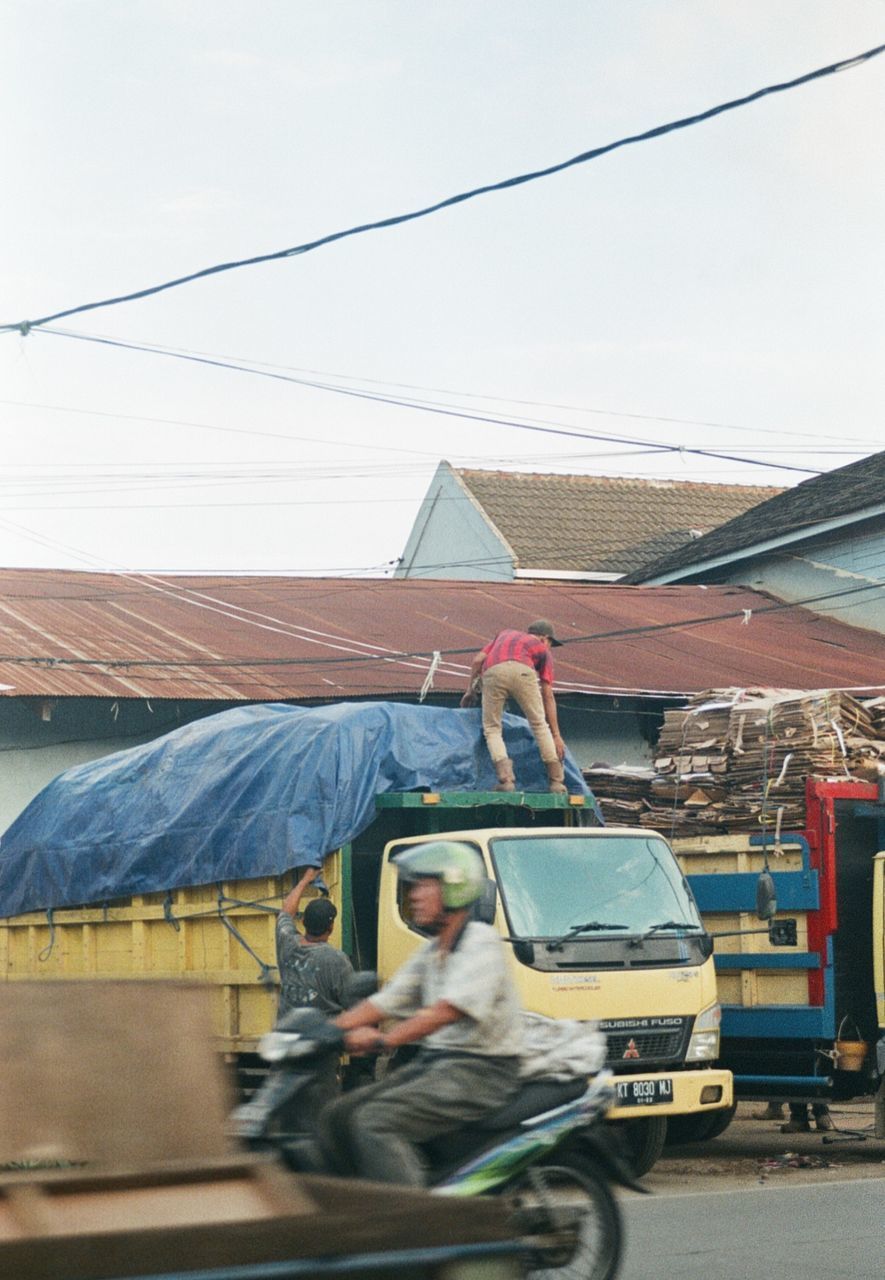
left=7, top=346, right=868, bottom=449
left=2, top=387, right=875, bottom=451
left=32, top=327, right=824, bottom=475
left=3, top=39, right=883, bottom=335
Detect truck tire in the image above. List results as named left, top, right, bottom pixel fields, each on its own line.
left=665, top=1103, right=736, bottom=1145
left=618, top=1116, right=667, bottom=1177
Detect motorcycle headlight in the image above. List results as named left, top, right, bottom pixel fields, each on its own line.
left=685, top=1003, right=721, bottom=1062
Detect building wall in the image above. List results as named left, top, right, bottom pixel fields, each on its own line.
left=396, top=462, right=514, bottom=580
left=721, top=524, right=885, bottom=635
left=555, top=699, right=660, bottom=769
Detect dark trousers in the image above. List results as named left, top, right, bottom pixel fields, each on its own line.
left=317, top=1051, right=520, bottom=1186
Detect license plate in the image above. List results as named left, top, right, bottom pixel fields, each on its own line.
left=616, top=1077, right=673, bottom=1107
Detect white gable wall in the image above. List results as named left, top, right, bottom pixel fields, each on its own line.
left=396, top=463, right=515, bottom=580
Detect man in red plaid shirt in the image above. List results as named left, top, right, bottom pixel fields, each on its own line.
left=460, top=619, right=567, bottom=793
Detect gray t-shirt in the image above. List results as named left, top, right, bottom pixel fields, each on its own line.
left=275, top=912, right=353, bottom=1020
left=372, top=921, right=523, bottom=1058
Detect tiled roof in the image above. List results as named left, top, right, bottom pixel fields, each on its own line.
left=1, top=570, right=883, bottom=702
left=455, top=469, right=783, bottom=574
left=627, top=450, right=885, bottom=582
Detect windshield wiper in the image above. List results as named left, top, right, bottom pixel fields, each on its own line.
left=546, top=921, right=628, bottom=952
left=628, top=920, right=703, bottom=948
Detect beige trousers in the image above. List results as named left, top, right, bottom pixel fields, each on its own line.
left=481, top=660, right=557, bottom=764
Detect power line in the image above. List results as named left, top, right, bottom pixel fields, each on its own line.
left=6, top=350, right=874, bottom=448
left=0, top=396, right=442, bottom=460
left=3, top=39, right=883, bottom=335
left=32, top=328, right=823, bottom=475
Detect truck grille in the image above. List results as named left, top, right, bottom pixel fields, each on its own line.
left=600, top=1017, right=690, bottom=1067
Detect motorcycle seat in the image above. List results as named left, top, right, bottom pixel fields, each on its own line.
left=475, top=1077, right=587, bottom=1131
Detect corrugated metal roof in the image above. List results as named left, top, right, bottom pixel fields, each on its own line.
left=1, top=569, right=883, bottom=702
left=454, top=469, right=783, bottom=574
left=627, top=449, right=885, bottom=582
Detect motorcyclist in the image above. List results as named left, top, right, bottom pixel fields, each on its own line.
left=316, top=840, right=523, bottom=1186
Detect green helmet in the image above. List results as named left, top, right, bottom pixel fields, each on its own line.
left=395, top=841, right=487, bottom=911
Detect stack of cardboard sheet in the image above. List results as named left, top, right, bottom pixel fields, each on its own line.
left=581, top=765, right=656, bottom=825
left=586, top=688, right=885, bottom=835
left=861, top=696, right=885, bottom=762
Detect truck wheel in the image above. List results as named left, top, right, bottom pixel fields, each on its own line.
left=618, top=1116, right=667, bottom=1177
left=666, top=1103, right=736, bottom=1145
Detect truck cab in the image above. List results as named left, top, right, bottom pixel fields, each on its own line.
left=376, top=819, right=732, bottom=1173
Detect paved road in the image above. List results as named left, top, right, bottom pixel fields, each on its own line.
left=619, top=1178, right=885, bottom=1280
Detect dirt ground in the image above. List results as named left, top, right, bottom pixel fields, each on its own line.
left=644, top=1101, right=885, bottom=1196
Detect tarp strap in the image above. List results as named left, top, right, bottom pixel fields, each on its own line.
left=216, top=888, right=277, bottom=988
left=219, top=893, right=278, bottom=915
left=163, top=891, right=181, bottom=932
left=38, top=908, right=56, bottom=962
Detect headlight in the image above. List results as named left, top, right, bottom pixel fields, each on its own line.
left=685, top=1002, right=721, bottom=1062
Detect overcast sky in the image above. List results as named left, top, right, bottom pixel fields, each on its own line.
left=2, top=2, right=884, bottom=575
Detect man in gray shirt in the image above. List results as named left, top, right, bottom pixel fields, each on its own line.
left=317, top=842, right=523, bottom=1186
left=275, top=865, right=354, bottom=1121
left=276, top=865, right=354, bottom=1021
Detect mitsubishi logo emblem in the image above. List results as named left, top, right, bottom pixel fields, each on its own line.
left=623, top=1038, right=641, bottom=1060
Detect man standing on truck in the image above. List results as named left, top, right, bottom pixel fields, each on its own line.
left=460, top=619, right=567, bottom=794
left=316, top=841, right=523, bottom=1186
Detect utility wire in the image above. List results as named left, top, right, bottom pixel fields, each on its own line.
left=6, top=350, right=874, bottom=448
left=3, top=40, right=883, bottom=335
left=64, top=345, right=883, bottom=449
left=33, top=328, right=823, bottom=475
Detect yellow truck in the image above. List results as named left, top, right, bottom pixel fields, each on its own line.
left=0, top=789, right=731, bottom=1175
left=372, top=795, right=731, bottom=1175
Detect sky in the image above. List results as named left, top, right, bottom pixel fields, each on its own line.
left=2, top=2, right=884, bottom=575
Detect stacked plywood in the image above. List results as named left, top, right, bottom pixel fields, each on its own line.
left=584, top=688, right=885, bottom=834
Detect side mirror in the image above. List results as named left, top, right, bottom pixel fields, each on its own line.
left=756, top=869, right=777, bottom=922
left=471, top=878, right=498, bottom=925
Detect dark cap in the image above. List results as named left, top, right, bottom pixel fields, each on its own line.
left=527, top=619, right=563, bottom=647
left=303, top=897, right=337, bottom=937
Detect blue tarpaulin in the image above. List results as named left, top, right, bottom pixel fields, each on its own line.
left=0, top=701, right=598, bottom=917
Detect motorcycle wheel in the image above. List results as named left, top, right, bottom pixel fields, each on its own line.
left=509, top=1163, right=622, bottom=1280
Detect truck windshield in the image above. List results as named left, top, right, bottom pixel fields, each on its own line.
left=488, top=834, right=702, bottom=939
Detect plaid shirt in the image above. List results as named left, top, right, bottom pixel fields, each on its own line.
left=482, top=630, right=553, bottom=685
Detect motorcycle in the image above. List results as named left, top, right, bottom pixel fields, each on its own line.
left=230, top=1006, right=643, bottom=1279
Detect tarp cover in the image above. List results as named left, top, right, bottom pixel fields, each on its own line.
left=0, top=701, right=598, bottom=917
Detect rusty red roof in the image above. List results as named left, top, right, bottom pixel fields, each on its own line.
left=0, top=569, right=883, bottom=701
